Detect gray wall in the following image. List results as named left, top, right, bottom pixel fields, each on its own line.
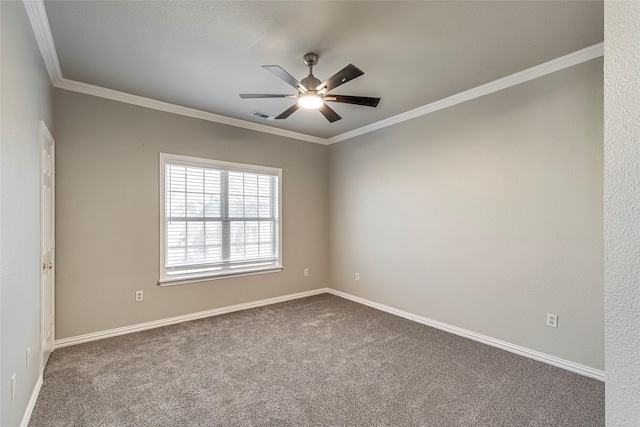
left=329, top=59, right=604, bottom=370
left=6, top=1, right=640, bottom=422
left=0, top=1, right=54, bottom=426
left=53, top=90, right=328, bottom=339
left=604, top=2, right=640, bottom=425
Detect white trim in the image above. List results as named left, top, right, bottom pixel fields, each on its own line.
left=22, top=0, right=602, bottom=145
left=326, top=42, right=604, bottom=144
left=53, top=286, right=605, bottom=381
left=159, top=152, right=283, bottom=174
left=20, top=375, right=43, bottom=427
left=326, top=289, right=605, bottom=381
left=22, top=0, right=63, bottom=84
left=158, top=152, right=283, bottom=284
left=39, top=119, right=54, bottom=147
left=158, top=266, right=283, bottom=287
left=54, top=78, right=327, bottom=145
left=52, top=44, right=603, bottom=145
left=54, top=288, right=330, bottom=349
left=39, top=120, right=56, bottom=376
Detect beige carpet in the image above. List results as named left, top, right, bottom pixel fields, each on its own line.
left=30, top=294, right=604, bottom=426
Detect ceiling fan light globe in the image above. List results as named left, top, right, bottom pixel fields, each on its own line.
left=298, top=94, right=324, bottom=110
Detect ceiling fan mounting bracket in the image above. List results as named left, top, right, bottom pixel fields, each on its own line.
left=303, top=52, right=319, bottom=67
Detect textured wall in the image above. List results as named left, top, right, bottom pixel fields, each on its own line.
left=329, top=59, right=604, bottom=370
left=604, top=2, right=640, bottom=425
left=54, top=89, right=328, bottom=339
left=0, top=2, right=54, bottom=426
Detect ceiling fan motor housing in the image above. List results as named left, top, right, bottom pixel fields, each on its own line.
left=301, top=75, right=321, bottom=92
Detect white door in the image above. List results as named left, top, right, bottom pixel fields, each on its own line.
left=40, top=121, right=55, bottom=370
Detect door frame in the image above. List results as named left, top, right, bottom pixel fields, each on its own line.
left=39, top=120, right=55, bottom=372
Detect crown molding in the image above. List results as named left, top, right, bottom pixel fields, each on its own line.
left=54, top=78, right=328, bottom=144
left=24, top=0, right=602, bottom=145
left=52, top=43, right=604, bottom=145
left=23, top=0, right=63, bottom=84
left=327, top=42, right=604, bottom=144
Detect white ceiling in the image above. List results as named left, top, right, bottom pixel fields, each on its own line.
left=42, top=1, right=603, bottom=141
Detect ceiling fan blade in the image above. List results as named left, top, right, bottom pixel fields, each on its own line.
left=325, top=95, right=380, bottom=107
left=319, top=104, right=342, bottom=123
left=263, top=65, right=307, bottom=93
left=239, top=94, right=298, bottom=99
left=274, top=103, right=300, bottom=120
left=316, top=64, right=364, bottom=93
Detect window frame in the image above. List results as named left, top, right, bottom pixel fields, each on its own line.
left=158, top=152, right=282, bottom=286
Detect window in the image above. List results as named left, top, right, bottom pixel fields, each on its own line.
left=159, top=153, right=282, bottom=285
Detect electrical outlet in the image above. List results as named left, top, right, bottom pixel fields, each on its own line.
left=546, top=313, right=558, bottom=328
left=26, top=348, right=30, bottom=369
left=304, top=268, right=309, bottom=277
left=10, top=374, right=16, bottom=400
left=355, top=273, right=360, bottom=281
left=135, top=291, right=143, bottom=302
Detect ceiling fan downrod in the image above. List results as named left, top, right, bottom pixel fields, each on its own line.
left=301, top=52, right=321, bottom=92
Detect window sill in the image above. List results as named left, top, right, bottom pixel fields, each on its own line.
left=158, top=266, right=283, bottom=287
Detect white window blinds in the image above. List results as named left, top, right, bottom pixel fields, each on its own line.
left=159, top=153, right=281, bottom=285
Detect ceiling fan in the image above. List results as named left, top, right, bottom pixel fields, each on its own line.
left=240, top=53, right=380, bottom=123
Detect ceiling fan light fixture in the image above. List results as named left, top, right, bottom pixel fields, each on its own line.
left=298, top=93, right=324, bottom=110
left=240, top=52, right=380, bottom=123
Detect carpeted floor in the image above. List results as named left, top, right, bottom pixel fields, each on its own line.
left=30, top=294, right=604, bottom=426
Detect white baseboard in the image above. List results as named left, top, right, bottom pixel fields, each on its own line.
left=21, top=375, right=43, bottom=427
left=54, top=286, right=604, bottom=382
left=55, top=288, right=330, bottom=349
left=326, top=289, right=605, bottom=381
